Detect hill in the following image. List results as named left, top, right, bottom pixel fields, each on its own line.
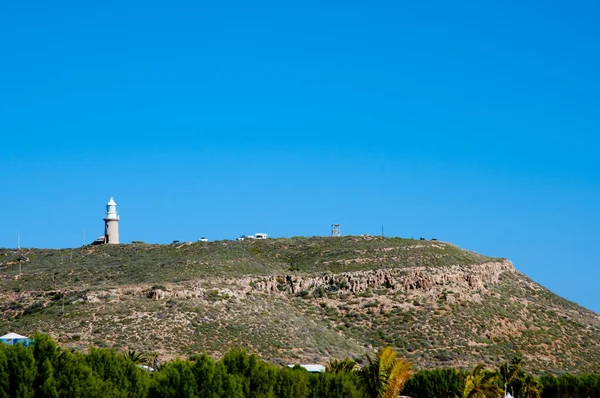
left=1, top=236, right=599, bottom=374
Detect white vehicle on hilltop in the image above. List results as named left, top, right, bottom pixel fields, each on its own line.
left=238, top=233, right=268, bottom=240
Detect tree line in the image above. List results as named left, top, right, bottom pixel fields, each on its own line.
left=1, top=334, right=599, bottom=397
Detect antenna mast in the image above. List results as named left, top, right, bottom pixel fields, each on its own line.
left=17, top=232, right=23, bottom=279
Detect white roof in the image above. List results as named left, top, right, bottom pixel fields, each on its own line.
left=107, top=197, right=117, bottom=206
left=0, top=333, right=28, bottom=339
left=287, top=364, right=325, bottom=373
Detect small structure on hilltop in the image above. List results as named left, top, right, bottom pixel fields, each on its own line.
left=93, top=197, right=120, bottom=245
left=242, top=233, right=268, bottom=240
left=331, top=224, right=341, bottom=237
left=104, top=197, right=120, bottom=244
left=92, top=236, right=106, bottom=245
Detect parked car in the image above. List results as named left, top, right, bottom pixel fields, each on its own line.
left=198, top=237, right=208, bottom=242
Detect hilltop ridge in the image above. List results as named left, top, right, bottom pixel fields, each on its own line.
left=1, top=236, right=598, bottom=374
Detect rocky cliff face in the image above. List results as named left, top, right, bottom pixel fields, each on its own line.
left=145, top=260, right=516, bottom=305
left=251, top=260, right=515, bottom=294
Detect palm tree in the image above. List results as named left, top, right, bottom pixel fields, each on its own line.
left=326, top=358, right=357, bottom=374
left=499, top=356, right=524, bottom=396
left=121, top=349, right=148, bottom=365
left=463, top=364, right=503, bottom=398
left=521, top=374, right=543, bottom=398
left=358, top=346, right=413, bottom=398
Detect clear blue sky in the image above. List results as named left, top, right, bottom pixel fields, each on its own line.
left=1, top=0, right=599, bottom=311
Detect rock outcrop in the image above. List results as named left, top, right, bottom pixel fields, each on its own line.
left=140, top=260, right=515, bottom=303
left=250, top=260, right=515, bottom=297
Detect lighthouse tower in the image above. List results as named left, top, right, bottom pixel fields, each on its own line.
left=103, top=197, right=120, bottom=244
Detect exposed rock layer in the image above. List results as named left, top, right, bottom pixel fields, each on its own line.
left=145, top=260, right=516, bottom=302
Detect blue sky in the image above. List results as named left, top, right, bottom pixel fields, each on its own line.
left=1, top=0, right=599, bottom=311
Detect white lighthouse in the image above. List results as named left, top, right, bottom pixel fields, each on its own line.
left=103, top=197, right=120, bottom=244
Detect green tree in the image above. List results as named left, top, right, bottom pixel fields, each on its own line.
left=404, top=368, right=465, bottom=398
left=538, top=373, right=600, bottom=398
left=221, top=348, right=277, bottom=397
left=38, top=359, right=58, bottom=398
left=520, top=374, right=542, bottom=398
left=86, top=347, right=150, bottom=397
left=5, top=344, right=37, bottom=398
left=275, top=367, right=309, bottom=398
left=31, top=334, right=60, bottom=398
left=463, top=365, right=502, bottom=398
left=53, top=349, right=103, bottom=398
left=326, top=358, right=357, bottom=374
left=358, top=346, right=413, bottom=398
left=308, top=372, right=362, bottom=398
left=499, top=356, right=523, bottom=397
left=0, top=345, right=10, bottom=398
left=579, top=374, right=600, bottom=398
left=191, top=353, right=243, bottom=398
left=149, top=359, right=198, bottom=398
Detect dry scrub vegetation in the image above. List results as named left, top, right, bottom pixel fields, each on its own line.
left=1, top=236, right=599, bottom=373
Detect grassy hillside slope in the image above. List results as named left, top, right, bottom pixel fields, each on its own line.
left=1, top=236, right=598, bottom=374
